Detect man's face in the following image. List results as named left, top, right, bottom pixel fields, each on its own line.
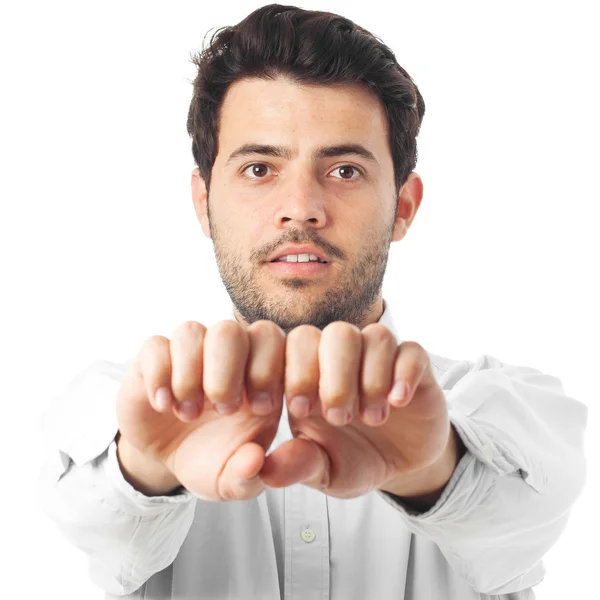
left=194, top=76, right=418, bottom=334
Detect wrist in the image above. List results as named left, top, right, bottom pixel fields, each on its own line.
left=380, top=424, right=466, bottom=511
left=116, top=432, right=183, bottom=497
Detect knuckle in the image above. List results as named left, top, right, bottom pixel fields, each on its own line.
left=137, top=338, right=172, bottom=406
left=319, top=387, right=350, bottom=406
left=287, top=323, right=320, bottom=345
left=172, top=320, right=207, bottom=340
left=402, top=340, right=424, bottom=353
left=285, top=327, right=319, bottom=395
left=142, top=334, right=169, bottom=350
left=203, top=382, right=233, bottom=403
left=247, top=322, right=285, bottom=391
left=206, top=321, right=249, bottom=358
left=362, top=323, right=396, bottom=346
left=210, top=319, right=246, bottom=339
left=139, top=335, right=171, bottom=374
left=247, top=322, right=284, bottom=357
left=172, top=382, right=202, bottom=404
left=286, top=326, right=320, bottom=364
left=247, top=319, right=285, bottom=339
left=246, top=368, right=276, bottom=393
left=169, top=325, right=205, bottom=401
left=361, top=379, right=390, bottom=399
left=171, top=368, right=202, bottom=401
left=203, top=373, right=235, bottom=396
left=206, top=320, right=249, bottom=355
left=323, top=321, right=360, bottom=340
left=287, top=375, right=316, bottom=397
left=410, top=346, right=428, bottom=368
left=398, top=341, right=429, bottom=378
left=247, top=381, right=272, bottom=396
left=203, top=321, right=247, bottom=403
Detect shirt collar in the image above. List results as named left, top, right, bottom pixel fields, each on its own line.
left=378, top=298, right=401, bottom=343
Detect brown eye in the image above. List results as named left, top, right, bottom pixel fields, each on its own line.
left=332, top=165, right=361, bottom=181
left=243, top=163, right=271, bottom=179
left=252, top=164, right=267, bottom=177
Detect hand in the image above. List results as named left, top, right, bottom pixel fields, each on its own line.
left=257, top=322, right=456, bottom=501
left=116, top=319, right=287, bottom=501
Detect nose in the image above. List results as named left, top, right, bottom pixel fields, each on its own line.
left=273, top=169, right=327, bottom=229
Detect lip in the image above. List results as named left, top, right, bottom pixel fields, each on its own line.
left=265, top=260, right=330, bottom=277
left=266, top=244, right=329, bottom=263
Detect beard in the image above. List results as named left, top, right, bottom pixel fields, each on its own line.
left=208, top=202, right=395, bottom=335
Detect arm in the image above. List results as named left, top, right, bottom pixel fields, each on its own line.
left=115, top=431, right=184, bottom=497
left=380, top=422, right=468, bottom=512
left=37, top=360, right=197, bottom=596
left=376, top=354, right=588, bottom=595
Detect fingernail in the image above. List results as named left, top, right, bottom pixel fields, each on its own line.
left=155, top=387, right=172, bottom=411
left=327, top=407, right=351, bottom=426
left=179, top=400, right=200, bottom=421
left=251, top=393, right=273, bottom=415
left=237, top=474, right=260, bottom=486
left=290, top=396, right=311, bottom=418
left=363, top=405, right=385, bottom=425
left=214, top=401, right=239, bottom=416
left=389, top=381, right=407, bottom=403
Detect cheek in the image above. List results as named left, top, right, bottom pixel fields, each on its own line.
left=350, top=219, right=392, bottom=261
left=343, top=213, right=377, bottom=244
left=227, top=217, right=270, bottom=263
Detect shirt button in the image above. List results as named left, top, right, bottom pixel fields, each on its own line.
left=300, top=528, right=316, bottom=543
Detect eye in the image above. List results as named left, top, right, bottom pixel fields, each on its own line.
left=330, top=165, right=362, bottom=181
left=242, top=163, right=273, bottom=179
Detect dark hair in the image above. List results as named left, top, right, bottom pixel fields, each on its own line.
left=186, top=3, right=425, bottom=197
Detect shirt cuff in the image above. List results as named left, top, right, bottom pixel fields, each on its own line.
left=101, top=438, right=195, bottom=517
left=376, top=408, right=536, bottom=524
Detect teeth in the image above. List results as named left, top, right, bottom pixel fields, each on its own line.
left=277, top=254, right=323, bottom=263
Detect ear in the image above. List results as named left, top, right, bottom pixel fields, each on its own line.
left=391, top=172, right=423, bottom=242
left=191, top=168, right=211, bottom=239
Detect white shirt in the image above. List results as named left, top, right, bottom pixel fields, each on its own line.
left=37, top=299, right=588, bottom=599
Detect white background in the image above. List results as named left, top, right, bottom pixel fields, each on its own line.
left=1, top=1, right=598, bottom=598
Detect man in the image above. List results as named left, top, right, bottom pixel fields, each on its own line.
left=38, top=4, right=588, bottom=600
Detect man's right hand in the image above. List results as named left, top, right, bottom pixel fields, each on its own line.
left=115, top=319, right=286, bottom=501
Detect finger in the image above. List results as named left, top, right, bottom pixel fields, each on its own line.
left=203, top=320, right=250, bottom=415
left=259, top=437, right=330, bottom=490
left=388, top=341, right=429, bottom=408
left=285, top=325, right=321, bottom=419
left=169, top=321, right=207, bottom=422
left=219, top=441, right=267, bottom=501
left=139, top=335, right=174, bottom=414
left=245, top=320, right=286, bottom=416
left=359, top=324, right=396, bottom=426
left=318, top=322, right=362, bottom=426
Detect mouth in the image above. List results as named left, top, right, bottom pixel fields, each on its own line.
left=265, top=258, right=330, bottom=277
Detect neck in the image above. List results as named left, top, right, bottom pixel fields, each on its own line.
left=362, top=296, right=385, bottom=329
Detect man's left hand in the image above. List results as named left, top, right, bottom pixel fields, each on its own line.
left=259, top=322, right=465, bottom=506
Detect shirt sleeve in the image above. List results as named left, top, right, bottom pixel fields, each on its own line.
left=36, top=359, right=198, bottom=596
left=376, top=354, right=589, bottom=596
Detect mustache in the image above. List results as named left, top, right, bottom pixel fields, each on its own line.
left=257, top=233, right=345, bottom=263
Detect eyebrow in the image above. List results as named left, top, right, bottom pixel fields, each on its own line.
left=225, top=143, right=379, bottom=167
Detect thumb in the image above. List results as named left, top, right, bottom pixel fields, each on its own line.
left=259, top=436, right=331, bottom=490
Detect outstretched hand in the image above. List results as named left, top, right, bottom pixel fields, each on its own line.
left=257, top=322, right=464, bottom=506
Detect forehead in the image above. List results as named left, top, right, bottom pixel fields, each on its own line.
left=216, top=76, right=390, bottom=156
